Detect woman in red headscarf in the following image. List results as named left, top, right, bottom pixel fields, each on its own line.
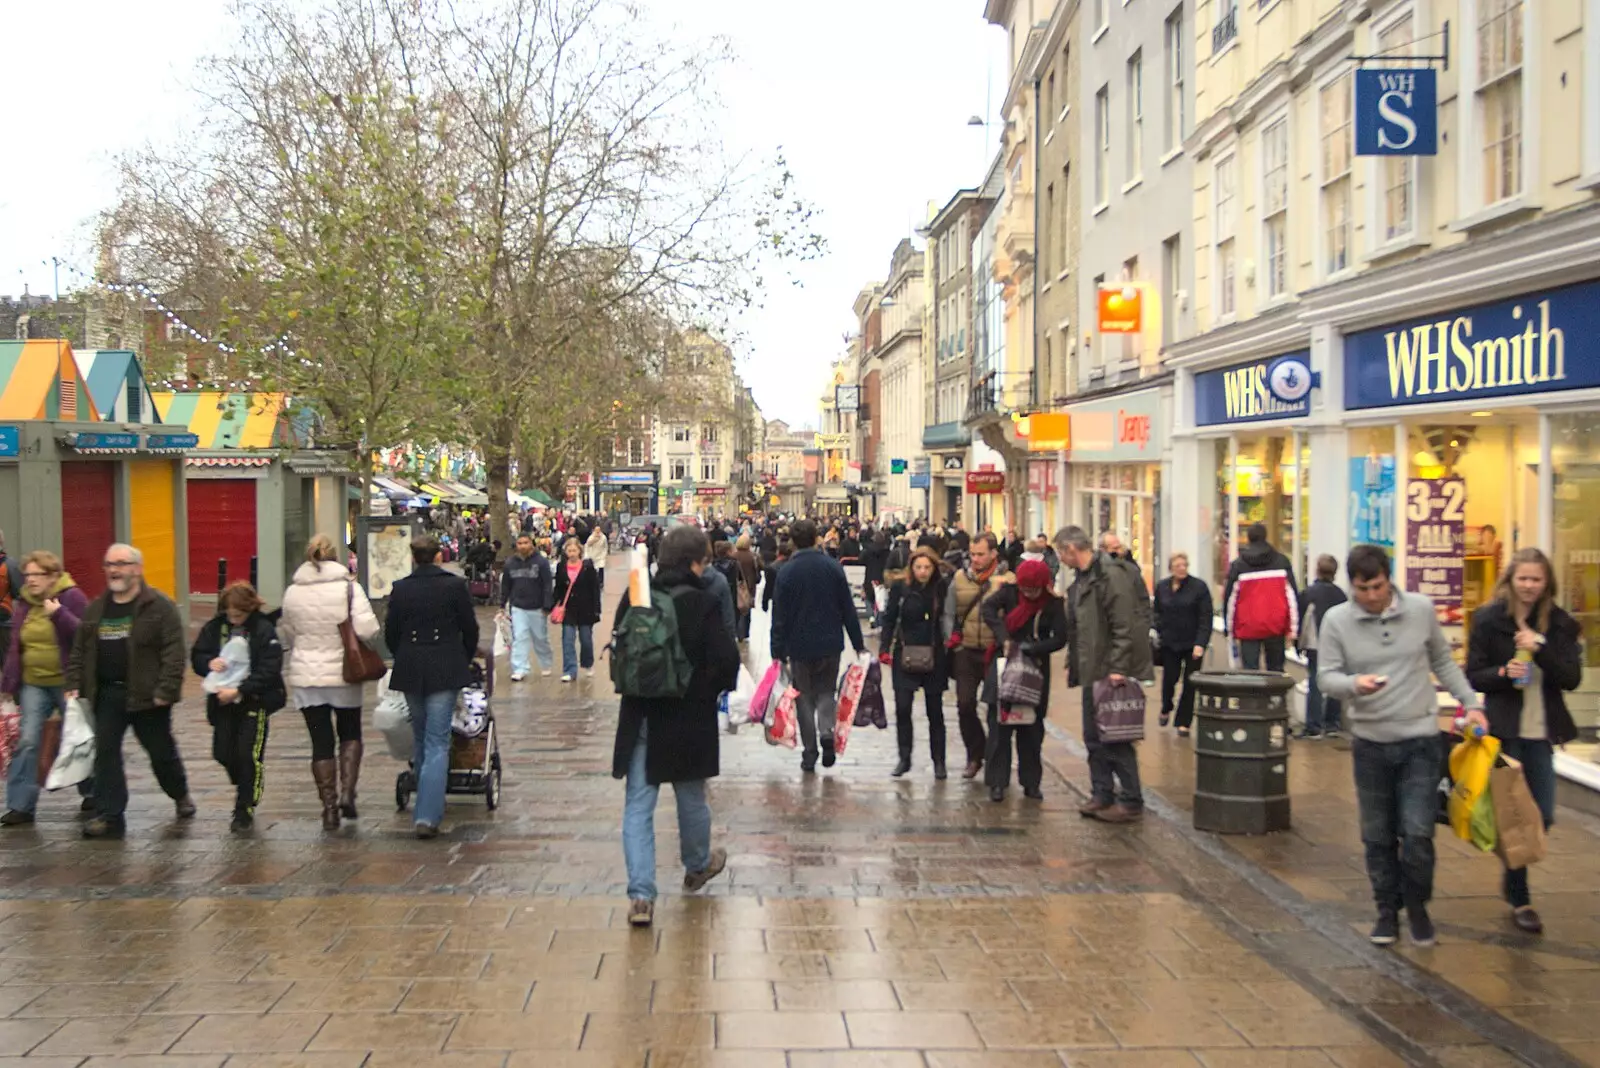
left=979, top=558, right=1068, bottom=802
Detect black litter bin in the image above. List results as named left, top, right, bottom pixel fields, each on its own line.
left=1191, top=670, right=1296, bottom=834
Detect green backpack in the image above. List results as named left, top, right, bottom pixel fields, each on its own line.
left=609, top=585, right=695, bottom=699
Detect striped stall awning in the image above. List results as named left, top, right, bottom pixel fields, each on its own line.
left=151, top=392, right=285, bottom=449
left=187, top=456, right=274, bottom=469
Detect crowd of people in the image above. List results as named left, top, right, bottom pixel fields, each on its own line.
left=0, top=508, right=1579, bottom=943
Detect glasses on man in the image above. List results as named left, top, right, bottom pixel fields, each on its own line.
left=103, top=560, right=137, bottom=570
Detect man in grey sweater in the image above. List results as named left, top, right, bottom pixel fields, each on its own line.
left=1318, top=544, right=1486, bottom=949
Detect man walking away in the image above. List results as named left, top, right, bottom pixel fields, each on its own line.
left=1223, top=523, right=1299, bottom=671
left=770, top=519, right=866, bottom=772
left=1318, top=544, right=1485, bottom=948
left=501, top=534, right=554, bottom=681
left=67, top=544, right=194, bottom=839
left=1297, top=554, right=1349, bottom=739
left=1056, top=525, right=1151, bottom=823
left=941, top=533, right=1012, bottom=779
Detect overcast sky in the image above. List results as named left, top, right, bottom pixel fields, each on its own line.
left=0, top=0, right=1008, bottom=428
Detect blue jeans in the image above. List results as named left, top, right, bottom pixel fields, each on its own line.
left=561, top=624, right=594, bottom=677
left=1352, top=735, right=1439, bottom=913
left=1499, top=737, right=1556, bottom=908
left=1303, top=650, right=1342, bottom=733
left=6, top=684, right=90, bottom=814
left=622, top=723, right=711, bottom=901
left=510, top=608, right=552, bottom=675
left=406, top=690, right=459, bottom=829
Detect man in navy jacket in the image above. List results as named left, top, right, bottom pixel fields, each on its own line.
left=771, top=519, right=866, bottom=772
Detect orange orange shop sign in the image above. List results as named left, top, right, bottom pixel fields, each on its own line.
left=1097, top=285, right=1142, bottom=334
left=1021, top=412, right=1070, bottom=452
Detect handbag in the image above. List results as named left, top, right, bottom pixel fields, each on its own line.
left=549, top=570, right=578, bottom=625
left=997, top=644, right=1045, bottom=708
left=895, top=615, right=936, bottom=675
left=340, top=580, right=387, bottom=684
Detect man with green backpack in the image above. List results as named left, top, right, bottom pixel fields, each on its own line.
left=607, top=526, right=741, bottom=929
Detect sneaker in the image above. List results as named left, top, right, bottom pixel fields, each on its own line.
left=585, top=668, right=596, bottom=678
left=683, top=847, right=728, bottom=892
left=82, top=817, right=126, bottom=839
left=1324, top=728, right=1344, bottom=740
left=511, top=673, right=528, bottom=682
left=821, top=738, right=836, bottom=768
left=1370, top=910, right=1400, bottom=946
left=1512, top=906, right=1544, bottom=934
left=175, top=796, right=197, bottom=819
left=628, top=899, right=655, bottom=927
left=540, top=669, right=552, bottom=677
left=561, top=675, right=574, bottom=683
left=1295, top=729, right=1323, bottom=740
left=0, top=810, right=35, bottom=826
left=1409, top=906, right=1436, bottom=947
left=1175, top=727, right=1190, bottom=738
left=415, top=822, right=440, bottom=840
left=230, top=812, right=254, bottom=833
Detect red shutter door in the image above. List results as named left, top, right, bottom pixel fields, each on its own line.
left=186, top=479, right=258, bottom=594
left=61, top=463, right=117, bottom=600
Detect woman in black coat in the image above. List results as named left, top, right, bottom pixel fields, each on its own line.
left=878, top=547, right=949, bottom=780
left=384, top=536, right=479, bottom=839
left=980, top=558, right=1068, bottom=802
left=1466, top=547, right=1584, bottom=935
left=1153, top=552, right=1214, bottom=736
left=611, top=526, right=740, bottom=929
left=553, top=537, right=602, bottom=681
left=191, top=582, right=285, bottom=833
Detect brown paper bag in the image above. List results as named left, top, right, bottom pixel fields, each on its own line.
left=1490, top=755, right=1547, bottom=870
left=37, top=716, right=62, bottom=786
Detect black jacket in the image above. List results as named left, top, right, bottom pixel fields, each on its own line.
left=551, top=559, right=603, bottom=627
left=981, top=586, right=1069, bottom=716
left=999, top=537, right=1026, bottom=571
left=385, top=564, right=479, bottom=694
left=191, top=611, right=286, bottom=718
left=1466, top=600, right=1584, bottom=746
left=1297, top=579, right=1349, bottom=651
left=770, top=548, right=865, bottom=663
left=762, top=559, right=784, bottom=612
left=611, top=567, right=740, bottom=784
left=878, top=577, right=947, bottom=692
left=501, top=551, right=554, bottom=611
left=861, top=539, right=889, bottom=585
left=1154, top=574, right=1214, bottom=653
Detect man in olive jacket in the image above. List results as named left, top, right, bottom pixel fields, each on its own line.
left=1057, top=525, right=1150, bottom=823
left=66, top=543, right=193, bottom=838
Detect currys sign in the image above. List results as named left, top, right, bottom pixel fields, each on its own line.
left=1345, top=282, right=1593, bottom=410
left=1194, top=354, right=1312, bottom=426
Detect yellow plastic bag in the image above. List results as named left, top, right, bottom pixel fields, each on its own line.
left=1448, top=733, right=1501, bottom=843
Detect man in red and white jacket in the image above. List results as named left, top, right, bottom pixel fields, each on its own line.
left=1223, top=523, right=1299, bottom=671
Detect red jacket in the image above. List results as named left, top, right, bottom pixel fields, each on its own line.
left=1223, top=542, right=1298, bottom=641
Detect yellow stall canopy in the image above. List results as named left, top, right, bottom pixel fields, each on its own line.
left=0, top=340, right=101, bottom=420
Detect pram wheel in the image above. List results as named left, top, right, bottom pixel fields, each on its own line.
left=485, top=765, right=502, bottom=810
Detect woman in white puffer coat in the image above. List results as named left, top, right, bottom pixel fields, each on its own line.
left=277, top=534, right=380, bottom=830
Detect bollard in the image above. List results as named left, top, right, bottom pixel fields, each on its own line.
left=216, top=559, right=228, bottom=595
left=1190, top=670, right=1296, bottom=835
left=249, top=555, right=259, bottom=591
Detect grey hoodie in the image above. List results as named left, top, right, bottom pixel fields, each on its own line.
left=1317, top=588, right=1481, bottom=743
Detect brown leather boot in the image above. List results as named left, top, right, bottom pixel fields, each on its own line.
left=311, top=759, right=340, bottom=831
left=337, top=740, right=363, bottom=820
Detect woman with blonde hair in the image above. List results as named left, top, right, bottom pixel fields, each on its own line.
left=1466, top=547, right=1583, bottom=934
left=278, top=534, right=379, bottom=830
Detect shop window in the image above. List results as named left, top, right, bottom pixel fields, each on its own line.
left=1234, top=434, right=1295, bottom=570
left=1551, top=413, right=1600, bottom=732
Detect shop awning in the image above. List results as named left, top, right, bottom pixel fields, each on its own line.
left=0, top=340, right=100, bottom=420
left=418, top=482, right=453, bottom=501
left=151, top=391, right=287, bottom=449
left=187, top=455, right=274, bottom=469
left=447, top=492, right=489, bottom=507
left=371, top=476, right=417, bottom=501
left=74, top=350, right=160, bottom=424
left=526, top=488, right=557, bottom=506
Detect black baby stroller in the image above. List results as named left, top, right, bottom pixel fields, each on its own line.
left=394, top=651, right=504, bottom=811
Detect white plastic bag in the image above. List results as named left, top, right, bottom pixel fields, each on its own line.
left=725, top=665, right=759, bottom=726
left=373, top=677, right=414, bottom=760
left=492, top=615, right=512, bottom=660
left=202, top=634, right=251, bottom=694
left=45, top=697, right=95, bottom=791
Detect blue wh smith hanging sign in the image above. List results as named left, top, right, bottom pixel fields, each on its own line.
left=1355, top=68, right=1437, bottom=156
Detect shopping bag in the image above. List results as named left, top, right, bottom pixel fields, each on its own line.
left=1092, top=676, right=1147, bottom=744
left=373, top=678, right=414, bottom=760
left=834, top=656, right=868, bottom=729
left=492, top=615, right=512, bottom=661
left=749, top=661, right=783, bottom=726
left=766, top=686, right=800, bottom=748
left=873, top=584, right=890, bottom=615
left=726, top=665, right=758, bottom=726
left=998, top=646, right=1045, bottom=708
left=0, top=697, right=19, bottom=780
left=1448, top=733, right=1501, bottom=843
left=1490, top=755, right=1547, bottom=869
left=202, top=634, right=252, bottom=694
left=37, top=716, right=61, bottom=786
left=856, top=660, right=887, bottom=729
left=44, top=697, right=94, bottom=792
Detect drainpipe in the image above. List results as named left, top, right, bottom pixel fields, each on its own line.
left=1027, top=67, right=1044, bottom=533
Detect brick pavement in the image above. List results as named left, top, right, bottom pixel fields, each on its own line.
left=0, top=566, right=1590, bottom=1066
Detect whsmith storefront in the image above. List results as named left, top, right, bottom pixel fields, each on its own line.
left=1170, top=208, right=1600, bottom=734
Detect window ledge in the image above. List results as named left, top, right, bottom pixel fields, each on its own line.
left=1364, top=235, right=1431, bottom=262
left=1160, top=145, right=1185, bottom=167
left=1122, top=176, right=1144, bottom=194
left=1211, top=39, right=1239, bottom=65
left=1041, top=281, right=1052, bottom=294
left=1056, top=268, right=1070, bottom=283
left=1093, top=24, right=1109, bottom=44
left=1093, top=201, right=1111, bottom=217
left=1058, top=104, right=1071, bottom=124
left=1448, top=196, right=1537, bottom=234
left=1256, top=0, right=1284, bottom=18
left=1258, top=293, right=1297, bottom=314
left=1044, top=129, right=1056, bottom=147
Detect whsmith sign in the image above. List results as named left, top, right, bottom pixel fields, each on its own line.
left=1194, top=353, right=1313, bottom=426
left=1355, top=68, right=1438, bottom=156
left=1345, top=283, right=1589, bottom=410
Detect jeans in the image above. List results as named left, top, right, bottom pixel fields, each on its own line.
left=1352, top=735, right=1440, bottom=913
left=622, top=723, right=711, bottom=901
left=985, top=702, right=1043, bottom=791
left=211, top=708, right=269, bottom=817
left=92, top=686, right=189, bottom=822
left=1303, top=650, right=1342, bottom=733
left=5, top=684, right=90, bottom=813
left=1499, top=737, right=1556, bottom=908
left=1159, top=647, right=1203, bottom=729
left=406, top=689, right=459, bottom=829
left=561, top=624, right=595, bottom=677
left=893, top=678, right=946, bottom=766
left=510, top=608, right=552, bottom=675
left=1239, top=637, right=1287, bottom=672
left=790, top=654, right=842, bottom=762
left=951, top=647, right=989, bottom=765
left=1084, top=687, right=1142, bottom=807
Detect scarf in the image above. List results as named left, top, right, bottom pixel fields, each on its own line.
left=1005, top=558, right=1054, bottom=637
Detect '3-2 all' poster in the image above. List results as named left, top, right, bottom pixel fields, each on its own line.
left=1405, top=477, right=1465, bottom=625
